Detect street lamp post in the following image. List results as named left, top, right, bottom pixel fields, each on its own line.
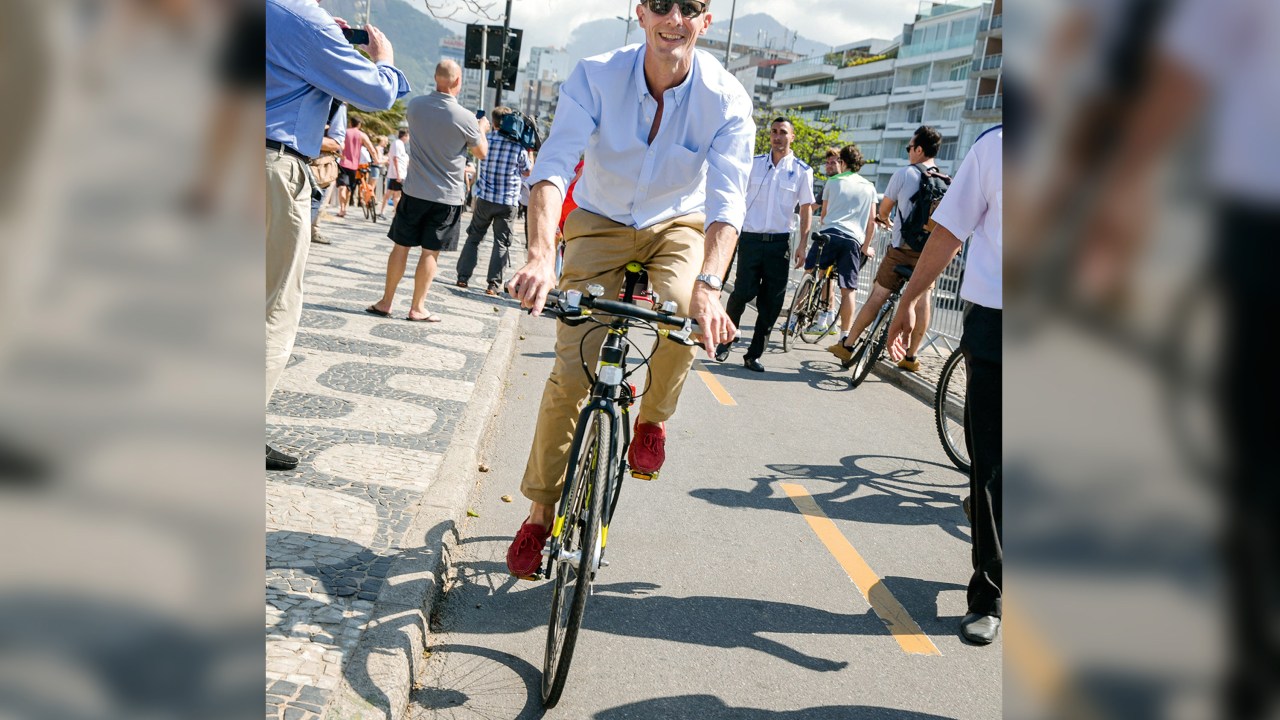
left=616, top=15, right=636, bottom=45
left=723, top=0, right=737, bottom=64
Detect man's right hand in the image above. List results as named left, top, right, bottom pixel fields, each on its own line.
left=361, top=25, right=393, bottom=65
left=506, top=258, right=557, bottom=316
left=478, top=117, right=492, bottom=134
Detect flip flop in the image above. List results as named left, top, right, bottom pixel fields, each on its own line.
left=406, top=312, right=442, bottom=323
left=365, top=305, right=392, bottom=317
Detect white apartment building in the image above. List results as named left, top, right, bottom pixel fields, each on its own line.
left=771, top=1, right=1002, bottom=192
left=517, top=46, right=576, bottom=134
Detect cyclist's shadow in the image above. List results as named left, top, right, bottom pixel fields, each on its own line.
left=689, top=454, right=970, bottom=543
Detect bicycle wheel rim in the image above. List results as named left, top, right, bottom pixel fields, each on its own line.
left=934, top=350, right=970, bottom=473
left=542, top=411, right=607, bottom=707
left=849, top=311, right=887, bottom=387
left=799, top=278, right=826, bottom=344
left=783, top=278, right=813, bottom=352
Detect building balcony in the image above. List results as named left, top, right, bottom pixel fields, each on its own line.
left=829, top=94, right=891, bottom=113
left=964, top=94, right=1003, bottom=112
left=773, top=82, right=837, bottom=109
left=890, top=83, right=928, bottom=99
left=971, top=54, right=1002, bottom=74
left=776, top=57, right=838, bottom=84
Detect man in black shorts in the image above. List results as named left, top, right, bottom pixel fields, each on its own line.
left=367, top=60, right=489, bottom=322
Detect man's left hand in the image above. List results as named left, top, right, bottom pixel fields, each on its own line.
left=689, top=284, right=735, bottom=357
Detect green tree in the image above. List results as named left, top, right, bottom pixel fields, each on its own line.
left=349, top=99, right=408, bottom=141
left=754, top=113, right=843, bottom=177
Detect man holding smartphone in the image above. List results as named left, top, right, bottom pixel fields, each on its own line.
left=265, top=0, right=409, bottom=470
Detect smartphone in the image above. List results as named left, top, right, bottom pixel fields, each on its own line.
left=342, top=27, right=370, bottom=45
left=475, top=109, right=486, bottom=120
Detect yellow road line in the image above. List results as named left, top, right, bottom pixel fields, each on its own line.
left=693, top=361, right=736, bottom=406
left=780, top=482, right=941, bottom=656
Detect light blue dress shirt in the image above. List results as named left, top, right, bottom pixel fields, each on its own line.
left=528, top=45, right=756, bottom=232
left=266, top=0, right=409, bottom=158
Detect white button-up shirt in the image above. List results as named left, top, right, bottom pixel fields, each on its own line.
left=528, top=45, right=756, bottom=232
left=741, top=152, right=816, bottom=234
left=932, top=126, right=1002, bottom=310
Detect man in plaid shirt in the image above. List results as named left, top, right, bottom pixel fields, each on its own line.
left=456, top=107, right=532, bottom=295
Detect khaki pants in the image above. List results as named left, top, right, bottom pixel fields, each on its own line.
left=520, top=210, right=706, bottom=505
left=266, top=148, right=312, bottom=407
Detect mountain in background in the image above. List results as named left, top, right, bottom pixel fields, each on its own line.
left=324, top=0, right=454, bottom=100
left=563, top=12, right=830, bottom=64
left=703, top=13, right=830, bottom=57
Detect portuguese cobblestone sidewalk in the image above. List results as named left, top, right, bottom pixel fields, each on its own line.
left=265, top=207, right=520, bottom=720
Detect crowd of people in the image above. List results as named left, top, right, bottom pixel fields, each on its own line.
left=267, top=0, right=1002, bottom=649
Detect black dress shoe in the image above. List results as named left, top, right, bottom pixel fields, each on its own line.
left=960, top=613, right=1001, bottom=644
left=714, top=341, right=733, bottom=362
left=266, top=444, right=298, bottom=471
left=743, top=357, right=765, bottom=373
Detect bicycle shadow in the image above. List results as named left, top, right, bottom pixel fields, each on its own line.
left=436, top=560, right=880, bottom=673
left=593, top=694, right=957, bottom=719
left=688, top=454, right=970, bottom=543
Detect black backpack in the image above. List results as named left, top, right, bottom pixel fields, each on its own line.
left=497, top=110, right=542, bottom=151
left=899, top=163, right=951, bottom=252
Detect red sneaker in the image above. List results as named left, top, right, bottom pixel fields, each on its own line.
left=628, top=421, right=666, bottom=477
left=506, top=520, right=551, bottom=579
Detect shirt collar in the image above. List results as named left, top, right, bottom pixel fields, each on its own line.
left=765, top=151, right=794, bottom=171
left=634, top=45, right=697, bottom=108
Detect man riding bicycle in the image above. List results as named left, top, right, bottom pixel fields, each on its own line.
left=793, top=145, right=878, bottom=356
left=503, top=0, right=754, bottom=579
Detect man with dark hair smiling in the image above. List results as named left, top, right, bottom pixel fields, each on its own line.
left=502, top=0, right=755, bottom=579
left=716, top=116, right=814, bottom=372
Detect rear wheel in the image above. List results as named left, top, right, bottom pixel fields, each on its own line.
left=782, top=277, right=816, bottom=353
left=542, top=411, right=608, bottom=708
left=934, top=348, right=970, bottom=473
left=848, top=302, right=892, bottom=388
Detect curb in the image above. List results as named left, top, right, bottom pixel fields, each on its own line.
left=324, top=307, right=522, bottom=720
left=870, top=357, right=936, bottom=407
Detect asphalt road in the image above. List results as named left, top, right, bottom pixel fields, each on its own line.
left=409, top=301, right=1000, bottom=720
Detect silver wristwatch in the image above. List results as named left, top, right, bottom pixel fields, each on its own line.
left=695, top=273, right=723, bottom=291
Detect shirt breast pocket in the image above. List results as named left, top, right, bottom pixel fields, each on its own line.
left=659, top=144, right=705, bottom=189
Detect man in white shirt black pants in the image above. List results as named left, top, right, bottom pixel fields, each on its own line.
left=717, top=117, right=814, bottom=372
left=888, top=125, right=1002, bottom=644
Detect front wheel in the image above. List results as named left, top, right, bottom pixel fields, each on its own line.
left=782, top=276, right=816, bottom=353
left=542, top=411, right=608, bottom=708
left=934, top=348, right=970, bottom=473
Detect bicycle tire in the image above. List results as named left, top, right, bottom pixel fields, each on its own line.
left=800, top=275, right=832, bottom=345
left=782, top=276, right=816, bottom=353
left=542, top=410, right=608, bottom=708
left=934, top=348, right=971, bottom=473
left=849, top=303, right=892, bottom=388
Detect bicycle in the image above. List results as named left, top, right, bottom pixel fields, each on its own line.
left=780, top=233, right=840, bottom=352
left=933, top=347, right=970, bottom=473
left=356, top=164, right=378, bottom=223
left=533, top=263, right=700, bottom=708
left=842, top=263, right=914, bottom=388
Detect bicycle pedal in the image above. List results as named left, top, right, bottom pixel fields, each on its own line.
left=630, top=470, right=658, bottom=481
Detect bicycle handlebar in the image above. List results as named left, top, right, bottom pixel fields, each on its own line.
left=543, top=288, right=700, bottom=346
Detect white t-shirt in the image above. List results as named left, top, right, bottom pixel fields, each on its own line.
left=819, top=172, right=877, bottom=241
left=359, top=146, right=371, bottom=165
left=389, top=138, right=410, bottom=181
left=932, top=126, right=1002, bottom=310
left=884, top=163, right=933, bottom=249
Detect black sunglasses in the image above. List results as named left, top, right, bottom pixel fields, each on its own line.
left=646, top=0, right=707, bottom=18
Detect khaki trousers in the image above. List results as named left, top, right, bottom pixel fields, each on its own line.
left=520, top=210, right=706, bottom=505
left=266, top=148, right=312, bottom=407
